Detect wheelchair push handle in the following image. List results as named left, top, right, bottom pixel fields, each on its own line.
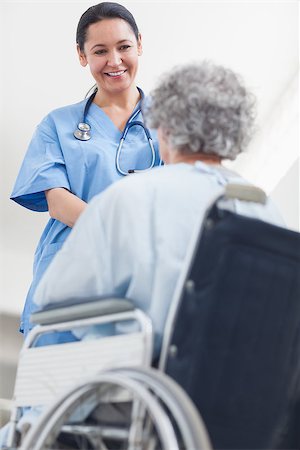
left=224, top=183, right=267, bottom=204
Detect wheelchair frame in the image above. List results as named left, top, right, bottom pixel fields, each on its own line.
left=7, top=300, right=154, bottom=448
left=7, top=297, right=211, bottom=449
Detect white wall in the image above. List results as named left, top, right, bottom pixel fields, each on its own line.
left=270, top=158, right=299, bottom=231
left=0, top=1, right=299, bottom=316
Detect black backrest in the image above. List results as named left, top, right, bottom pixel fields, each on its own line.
left=165, top=204, right=300, bottom=449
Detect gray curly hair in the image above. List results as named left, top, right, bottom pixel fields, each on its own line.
left=144, top=61, right=256, bottom=160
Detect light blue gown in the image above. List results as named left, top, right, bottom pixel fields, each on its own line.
left=11, top=94, right=160, bottom=337
left=35, top=162, right=285, bottom=354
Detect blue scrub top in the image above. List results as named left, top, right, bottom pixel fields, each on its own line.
left=11, top=94, right=160, bottom=336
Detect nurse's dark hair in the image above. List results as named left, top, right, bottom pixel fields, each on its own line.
left=76, top=2, right=139, bottom=51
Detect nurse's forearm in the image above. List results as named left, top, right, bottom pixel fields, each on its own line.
left=45, top=188, right=87, bottom=228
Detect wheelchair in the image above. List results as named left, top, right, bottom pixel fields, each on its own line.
left=5, top=183, right=300, bottom=450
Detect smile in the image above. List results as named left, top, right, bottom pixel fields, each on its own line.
left=105, top=70, right=127, bottom=77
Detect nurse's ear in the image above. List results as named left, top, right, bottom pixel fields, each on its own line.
left=137, top=33, right=143, bottom=56
left=77, top=44, right=88, bottom=67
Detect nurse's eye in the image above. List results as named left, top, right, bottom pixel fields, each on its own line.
left=94, top=49, right=107, bottom=55
left=119, top=45, right=131, bottom=51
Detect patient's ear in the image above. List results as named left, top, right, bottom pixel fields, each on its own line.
left=157, top=127, right=172, bottom=164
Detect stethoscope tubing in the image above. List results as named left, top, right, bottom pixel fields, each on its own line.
left=83, top=89, right=98, bottom=125
left=116, top=127, right=156, bottom=175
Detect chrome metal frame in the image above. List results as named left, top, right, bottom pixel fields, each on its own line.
left=7, top=305, right=153, bottom=448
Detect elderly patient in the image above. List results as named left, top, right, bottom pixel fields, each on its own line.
left=0, top=61, right=284, bottom=448
left=34, top=60, right=283, bottom=353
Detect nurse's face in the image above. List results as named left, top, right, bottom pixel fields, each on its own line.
left=78, top=18, right=142, bottom=95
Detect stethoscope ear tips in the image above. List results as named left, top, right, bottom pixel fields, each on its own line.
left=74, top=122, right=91, bottom=141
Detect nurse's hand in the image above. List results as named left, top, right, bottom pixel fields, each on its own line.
left=45, top=188, right=87, bottom=228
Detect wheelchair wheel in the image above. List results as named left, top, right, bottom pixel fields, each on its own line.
left=118, top=367, right=212, bottom=450
left=21, top=368, right=211, bottom=450
left=21, top=371, right=179, bottom=450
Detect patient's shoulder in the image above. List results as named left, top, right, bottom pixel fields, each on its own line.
left=112, top=165, right=169, bottom=193
left=90, top=164, right=184, bottom=212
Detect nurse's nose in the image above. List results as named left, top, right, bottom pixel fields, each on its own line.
left=107, top=50, right=122, bottom=67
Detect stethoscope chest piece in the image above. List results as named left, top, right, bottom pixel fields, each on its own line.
left=74, top=122, right=91, bottom=141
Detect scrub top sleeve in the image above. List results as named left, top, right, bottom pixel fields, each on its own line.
left=10, top=116, right=71, bottom=212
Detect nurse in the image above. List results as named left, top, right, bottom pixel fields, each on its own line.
left=10, top=2, right=160, bottom=338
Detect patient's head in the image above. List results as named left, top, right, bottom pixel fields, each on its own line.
left=145, top=61, right=256, bottom=164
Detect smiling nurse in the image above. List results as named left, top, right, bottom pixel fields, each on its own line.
left=10, top=2, right=161, bottom=338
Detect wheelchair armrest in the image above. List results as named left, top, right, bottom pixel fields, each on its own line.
left=30, top=297, right=135, bottom=325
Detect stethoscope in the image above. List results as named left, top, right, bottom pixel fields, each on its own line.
left=74, top=87, right=157, bottom=176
